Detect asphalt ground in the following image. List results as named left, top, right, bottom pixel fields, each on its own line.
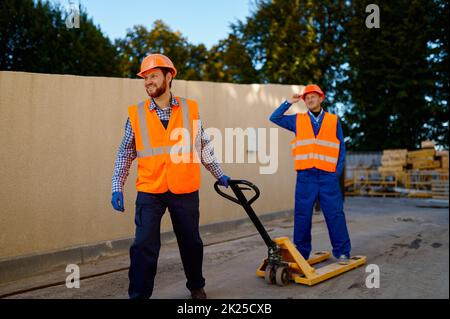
left=1, top=197, right=448, bottom=299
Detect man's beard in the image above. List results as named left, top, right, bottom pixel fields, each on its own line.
left=147, top=81, right=167, bottom=98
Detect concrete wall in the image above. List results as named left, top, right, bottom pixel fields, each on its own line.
left=0, top=71, right=306, bottom=260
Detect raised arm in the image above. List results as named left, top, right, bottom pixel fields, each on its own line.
left=269, top=94, right=302, bottom=134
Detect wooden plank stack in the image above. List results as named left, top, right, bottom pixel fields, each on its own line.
left=436, top=150, right=449, bottom=171
left=405, top=140, right=449, bottom=170
left=421, top=140, right=436, bottom=149
left=407, top=148, right=440, bottom=170
left=349, top=141, right=448, bottom=198
left=377, top=142, right=448, bottom=173
left=432, top=180, right=449, bottom=199
left=378, top=149, right=408, bottom=173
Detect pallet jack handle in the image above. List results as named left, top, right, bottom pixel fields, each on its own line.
left=214, top=179, right=260, bottom=206
left=214, top=179, right=276, bottom=250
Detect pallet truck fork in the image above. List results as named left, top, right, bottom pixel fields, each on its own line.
left=214, top=179, right=366, bottom=286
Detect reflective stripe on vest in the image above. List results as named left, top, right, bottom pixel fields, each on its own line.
left=294, top=153, right=338, bottom=164
left=291, top=138, right=340, bottom=150
left=136, top=97, right=192, bottom=158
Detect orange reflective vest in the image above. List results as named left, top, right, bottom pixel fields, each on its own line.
left=128, top=97, right=201, bottom=194
left=291, top=112, right=340, bottom=172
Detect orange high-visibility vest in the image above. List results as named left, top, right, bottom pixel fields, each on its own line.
left=291, top=112, right=340, bottom=172
left=128, top=96, right=201, bottom=194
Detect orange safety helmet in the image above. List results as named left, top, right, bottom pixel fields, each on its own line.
left=137, top=54, right=177, bottom=78
left=301, top=84, right=325, bottom=100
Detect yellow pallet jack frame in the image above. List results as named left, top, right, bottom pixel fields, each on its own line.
left=215, top=179, right=366, bottom=287
left=256, top=237, right=366, bottom=286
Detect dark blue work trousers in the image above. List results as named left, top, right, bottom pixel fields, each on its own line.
left=294, top=169, right=351, bottom=260
left=128, top=191, right=205, bottom=299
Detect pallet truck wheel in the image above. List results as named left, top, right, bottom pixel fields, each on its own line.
left=275, top=266, right=290, bottom=286
left=264, top=265, right=276, bottom=284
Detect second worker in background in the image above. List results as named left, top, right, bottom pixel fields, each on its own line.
left=269, top=84, right=351, bottom=264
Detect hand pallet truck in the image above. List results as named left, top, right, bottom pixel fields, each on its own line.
left=214, top=179, right=366, bottom=286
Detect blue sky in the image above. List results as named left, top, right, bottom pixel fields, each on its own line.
left=61, top=0, right=253, bottom=48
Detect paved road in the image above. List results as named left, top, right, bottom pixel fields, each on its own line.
left=2, top=197, right=448, bottom=299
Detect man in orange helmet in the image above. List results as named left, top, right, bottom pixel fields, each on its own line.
left=269, top=84, right=351, bottom=264
left=111, top=53, right=230, bottom=299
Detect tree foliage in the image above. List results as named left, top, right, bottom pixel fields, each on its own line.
left=0, top=0, right=120, bottom=76
left=1, top=0, right=448, bottom=149
left=342, top=0, right=449, bottom=150
left=204, top=33, right=259, bottom=83
left=116, top=20, right=210, bottom=80
left=231, top=0, right=448, bottom=149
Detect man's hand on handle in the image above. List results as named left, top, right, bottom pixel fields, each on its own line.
left=218, top=175, right=231, bottom=188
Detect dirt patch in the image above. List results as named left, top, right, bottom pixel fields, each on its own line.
left=408, top=238, right=422, bottom=249
left=347, top=282, right=365, bottom=289
left=395, top=217, right=418, bottom=222
left=392, top=237, right=422, bottom=250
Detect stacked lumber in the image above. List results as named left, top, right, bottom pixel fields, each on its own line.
left=377, top=142, right=448, bottom=173
left=431, top=179, right=449, bottom=199
left=407, top=148, right=440, bottom=170
left=402, top=140, right=449, bottom=170
left=421, top=140, right=436, bottom=149
left=348, top=141, right=448, bottom=199
left=436, top=150, right=449, bottom=171
left=378, top=149, right=408, bottom=173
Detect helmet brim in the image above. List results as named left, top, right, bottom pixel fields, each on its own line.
left=301, top=91, right=325, bottom=100
left=137, top=67, right=177, bottom=78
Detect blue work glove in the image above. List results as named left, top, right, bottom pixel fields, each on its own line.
left=111, top=192, right=124, bottom=212
left=218, top=175, right=231, bottom=188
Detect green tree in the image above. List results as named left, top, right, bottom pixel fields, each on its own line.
left=204, top=33, right=259, bottom=83
left=116, top=20, right=258, bottom=83
left=116, top=20, right=209, bottom=80
left=342, top=0, right=449, bottom=150
left=232, top=0, right=350, bottom=101
left=0, top=0, right=120, bottom=76
left=232, top=0, right=448, bottom=149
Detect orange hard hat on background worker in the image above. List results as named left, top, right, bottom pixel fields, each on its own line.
left=137, top=53, right=177, bottom=78
left=300, top=84, right=325, bottom=100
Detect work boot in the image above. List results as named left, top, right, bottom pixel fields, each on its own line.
left=338, top=255, right=350, bottom=265
left=190, top=288, right=207, bottom=299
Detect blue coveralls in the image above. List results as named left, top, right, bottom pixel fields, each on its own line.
left=270, top=101, right=351, bottom=260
